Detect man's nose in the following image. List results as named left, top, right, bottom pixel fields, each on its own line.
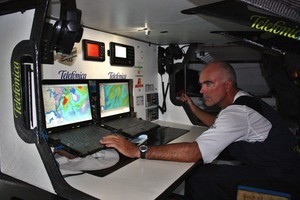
left=200, top=86, right=205, bottom=94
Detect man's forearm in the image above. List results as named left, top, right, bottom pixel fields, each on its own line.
left=145, top=142, right=201, bottom=162
left=189, top=103, right=216, bottom=126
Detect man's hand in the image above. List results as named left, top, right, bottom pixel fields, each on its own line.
left=100, top=135, right=140, bottom=158
left=179, top=93, right=193, bottom=106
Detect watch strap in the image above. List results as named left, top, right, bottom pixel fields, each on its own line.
left=139, top=145, right=148, bottom=159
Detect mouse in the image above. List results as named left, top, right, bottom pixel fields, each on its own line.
left=130, top=134, right=148, bottom=146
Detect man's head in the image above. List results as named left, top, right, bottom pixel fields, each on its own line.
left=199, top=61, right=238, bottom=108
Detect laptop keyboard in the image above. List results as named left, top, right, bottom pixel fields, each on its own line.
left=104, top=117, right=159, bottom=136
left=123, top=123, right=157, bottom=135
left=58, top=125, right=111, bottom=148
left=107, top=117, right=140, bottom=126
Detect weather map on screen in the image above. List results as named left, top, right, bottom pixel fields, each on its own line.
left=42, top=83, right=92, bottom=129
left=99, top=81, right=130, bottom=118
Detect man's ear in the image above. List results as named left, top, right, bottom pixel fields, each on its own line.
left=225, top=80, right=234, bottom=92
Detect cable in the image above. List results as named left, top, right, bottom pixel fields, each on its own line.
left=158, top=75, right=170, bottom=114
left=62, top=172, right=85, bottom=178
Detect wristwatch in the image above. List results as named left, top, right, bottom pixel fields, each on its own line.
left=139, top=145, right=148, bottom=159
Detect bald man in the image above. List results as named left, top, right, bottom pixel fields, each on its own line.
left=101, top=61, right=300, bottom=199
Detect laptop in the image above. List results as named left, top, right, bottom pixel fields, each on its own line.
left=97, top=79, right=160, bottom=138
left=42, top=80, right=111, bottom=157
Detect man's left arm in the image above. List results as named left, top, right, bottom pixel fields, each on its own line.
left=100, top=135, right=202, bottom=162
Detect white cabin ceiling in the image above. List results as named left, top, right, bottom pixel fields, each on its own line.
left=47, top=0, right=300, bottom=61
left=49, top=0, right=249, bottom=45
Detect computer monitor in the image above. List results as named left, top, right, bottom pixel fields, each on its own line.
left=98, top=80, right=131, bottom=119
left=42, top=80, right=92, bottom=129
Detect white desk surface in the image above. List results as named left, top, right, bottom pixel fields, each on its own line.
left=63, top=121, right=208, bottom=200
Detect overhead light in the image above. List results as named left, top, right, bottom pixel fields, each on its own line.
left=138, top=27, right=150, bottom=35
left=145, top=29, right=150, bottom=35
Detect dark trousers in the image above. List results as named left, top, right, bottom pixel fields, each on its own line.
left=184, top=164, right=300, bottom=200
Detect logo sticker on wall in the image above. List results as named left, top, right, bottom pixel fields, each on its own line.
left=108, top=72, right=127, bottom=79
left=134, top=65, right=144, bottom=88
left=58, top=47, right=77, bottom=65
left=134, top=65, right=143, bottom=78
left=58, top=70, right=87, bottom=79
left=135, top=78, right=144, bottom=88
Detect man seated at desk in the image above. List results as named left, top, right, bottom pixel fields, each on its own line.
left=101, top=61, right=300, bottom=200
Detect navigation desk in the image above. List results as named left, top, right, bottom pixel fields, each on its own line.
left=0, top=121, right=207, bottom=200
left=62, top=121, right=207, bottom=200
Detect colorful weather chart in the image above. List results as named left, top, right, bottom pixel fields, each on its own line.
left=42, top=84, right=92, bottom=128
left=102, top=83, right=129, bottom=111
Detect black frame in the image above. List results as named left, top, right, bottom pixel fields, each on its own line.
left=41, top=79, right=93, bottom=133
left=109, top=42, right=135, bottom=66
left=82, top=39, right=105, bottom=62
left=96, top=79, right=133, bottom=122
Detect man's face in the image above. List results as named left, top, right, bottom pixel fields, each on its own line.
left=199, top=64, right=227, bottom=107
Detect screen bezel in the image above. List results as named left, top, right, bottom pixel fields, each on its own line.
left=96, top=79, right=133, bottom=122
left=82, top=39, right=105, bottom=62
left=42, top=79, right=93, bottom=133
left=109, top=42, right=135, bottom=66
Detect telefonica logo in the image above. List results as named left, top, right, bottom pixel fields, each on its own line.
left=12, top=61, right=22, bottom=118
left=250, top=15, right=300, bottom=41
left=108, top=72, right=126, bottom=79
left=58, top=70, right=87, bottom=79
